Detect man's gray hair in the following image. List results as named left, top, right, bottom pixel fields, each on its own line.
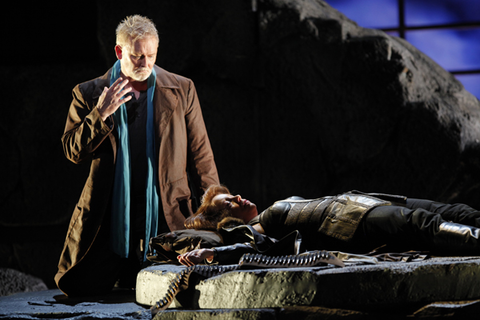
left=116, top=15, right=159, bottom=48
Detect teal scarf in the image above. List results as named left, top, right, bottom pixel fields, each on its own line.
left=110, top=60, right=159, bottom=260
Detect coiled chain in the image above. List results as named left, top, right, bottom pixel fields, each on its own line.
left=151, top=250, right=343, bottom=315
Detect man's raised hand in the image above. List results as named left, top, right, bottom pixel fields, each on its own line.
left=97, top=77, right=132, bottom=121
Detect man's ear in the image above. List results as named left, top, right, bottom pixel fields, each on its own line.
left=115, top=45, right=123, bottom=60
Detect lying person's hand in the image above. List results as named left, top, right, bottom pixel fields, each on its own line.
left=177, top=248, right=214, bottom=266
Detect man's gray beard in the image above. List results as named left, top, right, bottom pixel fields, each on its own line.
left=132, top=69, right=152, bottom=82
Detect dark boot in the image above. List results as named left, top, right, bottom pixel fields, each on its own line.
left=433, top=221, right=480, bottom=253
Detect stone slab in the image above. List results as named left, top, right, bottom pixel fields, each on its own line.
left=137, top=256, right=480, bottom=313
left=1, top=280, right=480, bottom=319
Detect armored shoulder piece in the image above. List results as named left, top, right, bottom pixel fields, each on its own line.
left=259, top=201, right=293, bottom=237
left=265, top=201, right=292, bottom=217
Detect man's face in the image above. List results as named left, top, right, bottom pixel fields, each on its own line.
left=116, top=36, right=158, bottom=82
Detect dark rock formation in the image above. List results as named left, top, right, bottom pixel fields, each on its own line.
left=92, top=0, right=480, bottom=207
left=1, top=0, right=480, bottom=288
left=260, top=1, right=480, bottom=207
left=0, top=268, right=47, bottom=296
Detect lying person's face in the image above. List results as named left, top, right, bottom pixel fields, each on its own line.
left=212, top=193, right=258, bottom=223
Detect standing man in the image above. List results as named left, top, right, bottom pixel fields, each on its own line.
left=55, top=15, right=219, bottom=296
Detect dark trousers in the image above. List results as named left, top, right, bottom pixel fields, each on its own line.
left=359, top=198, right=480, bottom=253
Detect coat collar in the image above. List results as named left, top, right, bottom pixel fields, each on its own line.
left=154, top=65, right=181, bottom=89
left=93, top=64, right=180, bottom=153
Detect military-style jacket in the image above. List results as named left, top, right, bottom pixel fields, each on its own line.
left=252, top=191, right=406, bottom=249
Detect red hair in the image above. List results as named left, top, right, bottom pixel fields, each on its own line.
left=184, top=184, right=231, bottom=230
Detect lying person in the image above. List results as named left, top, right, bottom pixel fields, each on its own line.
left=176, top=185, right=480, bottom=266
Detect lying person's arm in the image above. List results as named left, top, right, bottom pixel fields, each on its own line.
left=177, top=242, right=259, bottom=266
left=177, top=223, right=268, bottom=266
left=177, top=248, right=214, bottom=266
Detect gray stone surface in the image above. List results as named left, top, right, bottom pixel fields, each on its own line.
left=0, top=289, right=150, bottom=320
left=152, top=307, right=360, bottom=320
left=138, top=257, right=480, bottom=313
left=3, top=259, right=480, bottom=319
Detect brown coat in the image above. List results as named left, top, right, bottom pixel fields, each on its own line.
left=55, top=65, right=219, bottom=295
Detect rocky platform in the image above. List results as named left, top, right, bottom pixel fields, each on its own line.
left=138, top=256, right=480, bottom=319
left=3, top=257, right=480, bottom=319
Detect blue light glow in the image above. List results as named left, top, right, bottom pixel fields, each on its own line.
left=326, top=0, right=480, bottom=99
left=405, top=0, right=480, bottom=26
left=456, top=74, right=480, bottom=99
left=326, top=0, right=398, bottom=29
left=406, top=28, right=480, bottom=71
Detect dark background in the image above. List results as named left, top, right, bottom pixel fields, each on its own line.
left=2, top=0, right=480, bottom=289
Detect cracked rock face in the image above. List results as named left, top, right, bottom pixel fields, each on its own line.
left=138, top=257, right=480, bottom=311
left=95, top=0, right=480, bottom=207
left=252, top=0, right=480, bottom=206
left=0, top=268, right=48, bottom=296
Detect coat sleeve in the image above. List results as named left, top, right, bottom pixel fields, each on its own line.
left=184, top=79, right=219, bottom=192
left=62, top=83, right=114, bottom=164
